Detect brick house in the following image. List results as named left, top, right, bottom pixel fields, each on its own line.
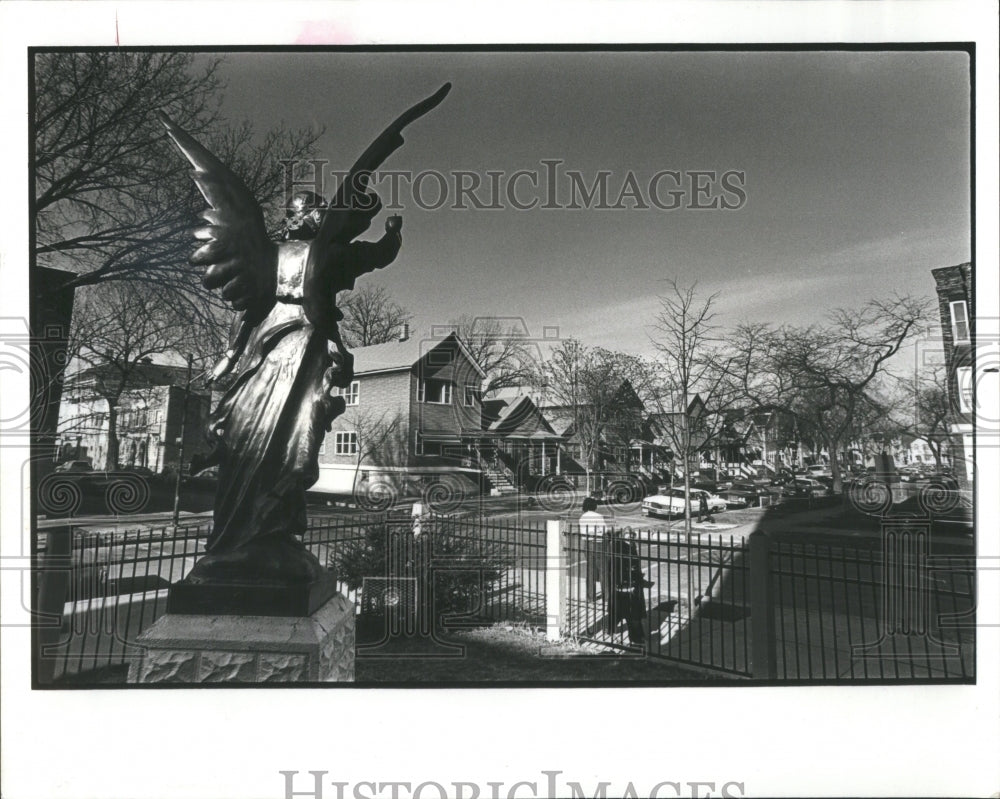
left=315, top=330, right=488, bottom=498
left=931, top=262, right=974, bottom=486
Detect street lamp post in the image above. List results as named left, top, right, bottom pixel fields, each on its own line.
left=172, top=354, right=194, bottom=528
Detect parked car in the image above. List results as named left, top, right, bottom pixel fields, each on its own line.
left=898, top=464, right=933, bottom=483
left=691, top=489, right=728, bottom=514
left=692, top=479, right=732, bottom=494
left=641, top=488, right=726, bottom=519
left=182, top=465, right=220, bottom=489
left=769, top=469, right=795, bottom=486
left=782, top=477, right=829, bottom=498
left=54, top=459, right=93, bottom=474
left=805, top=464, right=831, bottom=477
left=811, top=474, right=836, bottom=494
left=720, top=480, right=779, bottom=508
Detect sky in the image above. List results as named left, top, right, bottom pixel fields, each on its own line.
left=202, top=49, right=971, bottom=356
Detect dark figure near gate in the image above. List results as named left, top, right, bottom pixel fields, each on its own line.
left=697, top=491, right=710, bottom=523
left=605, top=530, right=652, bottom=646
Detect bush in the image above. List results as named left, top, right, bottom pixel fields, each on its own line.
left=328, top=517, right=509, bottom=627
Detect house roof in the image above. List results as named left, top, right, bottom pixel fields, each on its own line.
left=482, top=394, right=561, bottom=439
left=352, top=331, right=487, bottom=378
left=486, top=386, right=530, bottom=403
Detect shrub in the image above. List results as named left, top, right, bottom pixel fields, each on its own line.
left=328, top=516, right=509, bottom=628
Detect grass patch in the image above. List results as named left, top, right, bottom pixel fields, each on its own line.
left=356, top=620, right=718, bottom=684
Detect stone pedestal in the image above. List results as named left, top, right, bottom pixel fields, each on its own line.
left=127, top=593, right=354, bottom=684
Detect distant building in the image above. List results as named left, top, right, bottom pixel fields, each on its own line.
left=642, top=393, right=705, bottom=480
left=480, top=390, right=573, bottom=491
left=931, top=262, right=974, bottom=485
left=536, top=379, right=654, bottom=479
left=56, top=359, right=210, bottom=473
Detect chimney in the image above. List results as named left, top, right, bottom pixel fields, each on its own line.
left=399, top=323, right=410, bottom=342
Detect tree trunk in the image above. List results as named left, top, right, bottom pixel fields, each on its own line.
left=828, top=439, right=843, bottom=494
left=683, top=467, right=692, bottom=536
left=105, top=402, right=120, bottom=471
left=930, top=441, right=943, bottom=470
left=353, top=451, right=364, bottom=501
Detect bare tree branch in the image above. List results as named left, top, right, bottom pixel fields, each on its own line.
left=338, top=284, right=413, bottom=348
left=450, top=315, right=537, bottom=394
left=34, top=52, right=323, bottom=332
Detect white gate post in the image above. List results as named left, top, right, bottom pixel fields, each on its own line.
left=546, top=519, right=566, bottom=641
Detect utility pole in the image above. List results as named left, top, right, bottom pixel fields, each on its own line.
left=172, top=354, right=193, bottom=528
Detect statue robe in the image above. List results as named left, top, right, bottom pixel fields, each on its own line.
left=204, top=233, right=400, bottom=557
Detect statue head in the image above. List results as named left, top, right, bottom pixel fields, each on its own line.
left=282, top=190, right=327, bottom=240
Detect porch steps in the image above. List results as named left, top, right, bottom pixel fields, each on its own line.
left=481, top=466, right=518, bottom=494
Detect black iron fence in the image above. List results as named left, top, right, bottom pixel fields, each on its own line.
left=437, top=515, right=547, bottom=625
left=36, top=523, right=206, bottom=683
left=36, top=513, right=546, bottom=683
left=36, top=514, right=974, bottom=683
left=561, top=523, right=974, bottom=681
left=564, top=525, right=751, bottom=676
left=769, top=534, right=975, bottom=680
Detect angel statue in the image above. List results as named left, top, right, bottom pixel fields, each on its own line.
left=159, top=83, right=451, bottom=615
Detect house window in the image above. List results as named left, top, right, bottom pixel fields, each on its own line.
left=337, top=381, right=360, bottom=405
left=956, top=366, right=973, bottom=413
left=464, top=385, right=481, bottom=407
left=335, top=431, right=358, bottom=455
left=419, top=379, right=452, bottom=405
left=949, top=301, right=970, bottom=345
left=414, top=431, right=424, bottom=456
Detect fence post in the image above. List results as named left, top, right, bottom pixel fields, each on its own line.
left=36, top=525, right=73, bottom=684
left=749, top=531, right=777, bottom=679
left=546, top=519, right=566, bottom=642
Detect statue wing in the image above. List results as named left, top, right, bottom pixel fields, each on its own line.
left=302, top=83, right=451, bottom=334
left=158, top=112, right=277, bottom=322
left=312, top=82, right=451, bottom=252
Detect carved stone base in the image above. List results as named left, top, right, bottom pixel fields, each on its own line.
left=127, top=594, right=355, bottom=684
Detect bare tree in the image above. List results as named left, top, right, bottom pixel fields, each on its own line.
left=730, top=294, right=931, bottom=493
left=65, top=282, right=205, bottom=470
left=648, top=280, right=741, bottom=533
left=449, top=315, right=537, bottom=394
left=34, top=52, right=322, bottom=327
left=347, top=408, right=404, bottom=496
left=338, top=284, right=412, bottom=347
left=536, top=339, right=645, bottom=494
left=889, top=364, right=956, bottom=469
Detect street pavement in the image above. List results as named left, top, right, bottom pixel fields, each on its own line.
left=37, top=509, right=212, bottom=531
left=36, top=490, right=973, bottom=549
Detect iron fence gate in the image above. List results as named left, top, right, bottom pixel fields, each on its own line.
left=564, top=524, right=753, bottom=677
